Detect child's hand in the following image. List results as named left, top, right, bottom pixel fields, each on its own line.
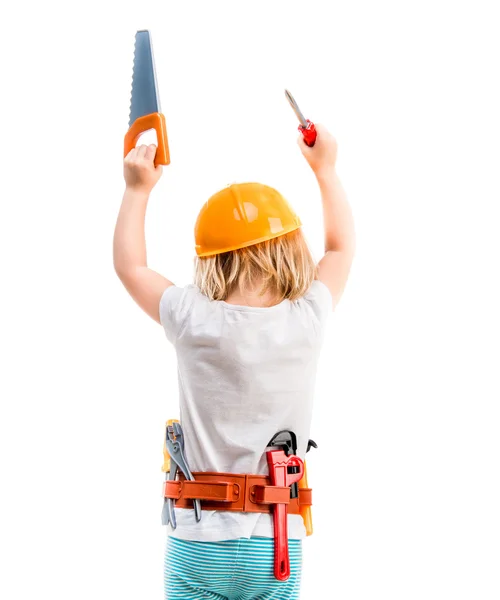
left=297, top=123, right=338, bottom=177
left=124, top=144, right=163, bottom=193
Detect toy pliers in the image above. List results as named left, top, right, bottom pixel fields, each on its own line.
left=285, top=89, right=317, bottom=147
left=165, top=422, right=202, bottom=528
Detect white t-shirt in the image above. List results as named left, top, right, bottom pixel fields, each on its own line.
left=159, top=280, right=331, bottom=541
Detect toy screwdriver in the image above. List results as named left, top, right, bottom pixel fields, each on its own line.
left=285, top=89, right=317, bottom=147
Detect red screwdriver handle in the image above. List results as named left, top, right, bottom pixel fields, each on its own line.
left=299, top=120, right=317, bottom=147
left=267, top=451, right=304, bottom=581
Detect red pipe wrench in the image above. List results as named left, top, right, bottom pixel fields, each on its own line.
left=285, top=89, right=317, bottom=147
left=267, top=450, right=305, bottom=581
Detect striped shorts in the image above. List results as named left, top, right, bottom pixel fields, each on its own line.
left=164, top=535, right=303, bottom=599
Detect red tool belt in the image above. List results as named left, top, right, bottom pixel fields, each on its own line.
left=164, top=470, right=312, bottom=515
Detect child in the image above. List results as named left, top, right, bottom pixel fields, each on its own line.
left=114, top=123, right=355, bottom=599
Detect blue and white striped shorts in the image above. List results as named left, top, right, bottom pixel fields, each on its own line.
left=164, top=535, right=303, bottom=599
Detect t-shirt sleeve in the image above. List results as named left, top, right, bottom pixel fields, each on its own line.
left=303, top=280, right=333, bottom=328
left=159, top=285, right=197, bottom=344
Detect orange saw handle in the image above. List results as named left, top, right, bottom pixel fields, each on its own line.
left=124, top=112, right=170, bottom=166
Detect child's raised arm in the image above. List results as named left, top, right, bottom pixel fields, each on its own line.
left=298, top=124, right=355, bottom=308
left=113, top=144, right=173, bottom=324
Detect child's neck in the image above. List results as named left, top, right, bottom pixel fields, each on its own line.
left=225, top=284, right=280, bottom=308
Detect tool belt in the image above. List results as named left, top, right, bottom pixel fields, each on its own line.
left=164, top=471, right=312, bottom=515
left=162, top=422, right=317, bottom=582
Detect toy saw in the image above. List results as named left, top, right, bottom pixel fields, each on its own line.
left=124, top=30, right=170, bottom=166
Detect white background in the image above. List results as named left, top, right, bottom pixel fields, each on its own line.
left=1, top=1, right=499, bottom=599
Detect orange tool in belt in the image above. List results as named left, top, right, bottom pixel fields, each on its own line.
left=125, top=29, right=170, bottom=166
left=300, top=439, right=318, bottom=536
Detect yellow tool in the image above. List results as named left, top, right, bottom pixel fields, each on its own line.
left=298, top=462, right=313, bottom=536
left=162, top=419, right=180, bottom=472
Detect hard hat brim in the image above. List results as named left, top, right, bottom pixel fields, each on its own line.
left=195, top=222, right=302, bottom=257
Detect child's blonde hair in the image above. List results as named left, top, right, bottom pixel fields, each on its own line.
left=194, top=229, right=317, bottom=302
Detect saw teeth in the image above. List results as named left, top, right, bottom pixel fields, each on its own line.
left=127, top=30, right=158, bottom=127
left=128, top=35, right=138, bottom=125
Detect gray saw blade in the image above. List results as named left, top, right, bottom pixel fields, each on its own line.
left=128, top=30, right=161, bottom=127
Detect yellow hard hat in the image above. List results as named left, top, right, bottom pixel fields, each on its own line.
left=194, top=182, right=302, bottom=257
